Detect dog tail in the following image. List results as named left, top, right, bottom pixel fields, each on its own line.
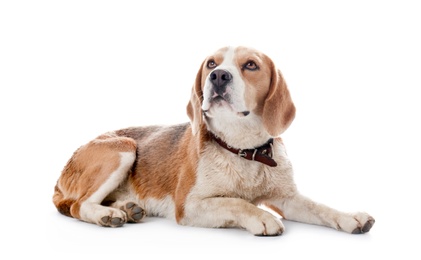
left=52, top=183, right=74, bottom=217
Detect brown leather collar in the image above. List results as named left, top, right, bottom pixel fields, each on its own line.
left=209, top=132, right=277, bottom=167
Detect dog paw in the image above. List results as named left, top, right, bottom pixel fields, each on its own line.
left=338, top=212, right=375, bottom=234
left=101, top=216, right=125, bottom=227
left=246, top=211, right=284, bottom=236
left=99, top=208, right=127, bottom=227
left=122, top=202, right=146, bottom=223
left=351, top=213, right=375, bottom=234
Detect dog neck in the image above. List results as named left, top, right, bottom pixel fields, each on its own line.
left=204, top=112, right=272, bottom=148
left=209, top=132, right=277, bottom=167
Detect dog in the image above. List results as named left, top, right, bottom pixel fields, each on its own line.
left=53, top=46, right=375, bottom=235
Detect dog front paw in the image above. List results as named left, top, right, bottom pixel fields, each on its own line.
left=351, top=212, right=375, bottom=234
left=338, top=212, right=375, bottom=234
left=245, top=211, right=284, bottom=236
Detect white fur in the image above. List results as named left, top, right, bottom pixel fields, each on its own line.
left=180, top=139, right=290, bottom=235
left=180, top=130, right=373, bottom=234
left=140, top=195, right=176, bottom=219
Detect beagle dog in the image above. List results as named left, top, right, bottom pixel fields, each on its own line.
left=53, top=46, right=375, bottom=235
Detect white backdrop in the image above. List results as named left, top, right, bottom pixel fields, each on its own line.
left=1, top=0, right=420, bottom=259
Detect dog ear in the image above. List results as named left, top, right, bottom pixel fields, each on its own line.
left=186, top=61, right=205, bottom=135
left=262, top=64, right=296, bottom=137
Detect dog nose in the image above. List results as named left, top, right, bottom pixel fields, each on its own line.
left=210, top=69, right=232, bottom=94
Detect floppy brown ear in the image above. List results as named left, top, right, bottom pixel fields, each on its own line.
left=262, top=65, right=296, bottom=137
left=186, top=61, right=205, bottom=135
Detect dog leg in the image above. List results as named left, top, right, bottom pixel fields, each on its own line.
left=181, top=197, right=284, bottom=236
left=54, top=135, right=138, bottom=227
left=267, top=193, right=375, bottom=234
left=77, top=151, right=136, bottom=227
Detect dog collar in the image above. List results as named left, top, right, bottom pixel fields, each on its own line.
left=209, top=133, right=277, bottom=167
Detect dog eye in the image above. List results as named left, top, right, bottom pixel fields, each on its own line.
left=243, top=61, right=259, bottom=71
left=207, top=60, right=217, bottom=69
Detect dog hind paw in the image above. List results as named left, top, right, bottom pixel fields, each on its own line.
left=100, top=216, right=126, bottom=227
left=122, top=202, right=146, bottom=223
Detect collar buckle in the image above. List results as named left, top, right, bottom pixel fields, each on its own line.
left=238, top=150, right=247, bottom=158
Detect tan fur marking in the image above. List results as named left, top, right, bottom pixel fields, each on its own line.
left=235, top=47, right=272, bottom=114
left=262, top=61, right=296, bottom=137
left=187, top=60, right=206, bottom=135
left=174, top=126, right=209, bottom=221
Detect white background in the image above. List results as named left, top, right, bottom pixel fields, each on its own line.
left=1, top=0, right=420, bottom=259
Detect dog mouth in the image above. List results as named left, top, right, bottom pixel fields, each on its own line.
left=203, top=95, right=250, bottom=117
left=212, top=95, right=225, bottom=103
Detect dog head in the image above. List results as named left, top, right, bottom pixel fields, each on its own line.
left=187, top=46, right=295, bottom=141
